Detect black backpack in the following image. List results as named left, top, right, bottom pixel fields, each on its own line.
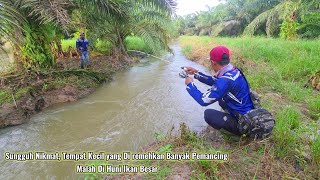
left=236, top=69, right=275, bottom=139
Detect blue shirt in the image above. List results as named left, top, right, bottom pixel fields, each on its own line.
left=76, top=38, right=89, bottom=52
left=186, top=68, right=254, bottom=118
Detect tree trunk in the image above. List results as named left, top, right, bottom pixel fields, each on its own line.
left=111, top=28, right=129, bottom=62
left=117, top=29, right=128, bottom=57
left=56, top=40, right=65, bottom=58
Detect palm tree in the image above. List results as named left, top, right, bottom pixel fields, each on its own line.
left=0, top=0, right=74, bottom=67
left=81, top=0, right=176, bottom=56
left=0, top=0, right=176, bottom=67
left=243, top=0, right=320, bottom=38
left=0, top=0, right=24, bottom=45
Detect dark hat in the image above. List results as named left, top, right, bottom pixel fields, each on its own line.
left=210, top=46, right=230, bottom=62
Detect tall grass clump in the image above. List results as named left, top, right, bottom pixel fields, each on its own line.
left=273, top=106, right=301, bottom=157
left=307, top=97, right=320, bottom=119
left=311, top=135, right=320, bottom=165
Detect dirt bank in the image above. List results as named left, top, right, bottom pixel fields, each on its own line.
left=0, top=55, right=135, bottom=128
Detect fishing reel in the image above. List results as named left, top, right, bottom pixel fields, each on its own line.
left=179, top=67, right=210, bottom=80
left=179, top=67, right=188, bottom=79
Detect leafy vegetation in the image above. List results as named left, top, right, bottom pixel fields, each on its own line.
left=0, top=0, right=176, bottom=68
left=0, top=0, right=319, bottom=178
left=174, top=0, right=320, bottom=39
left=124, top=36, right=152, bottom=54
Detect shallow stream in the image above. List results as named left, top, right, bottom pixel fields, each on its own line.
left=0, top=44, right=220, bottom=179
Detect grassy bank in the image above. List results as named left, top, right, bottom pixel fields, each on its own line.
left=179, top=36, right=320, bottom=117
left=178, top=36, right=320, bottom=178
left=83, top=36, right=319, bottom=179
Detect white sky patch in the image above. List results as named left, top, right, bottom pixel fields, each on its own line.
left=176, top=0, right=222, bottom=16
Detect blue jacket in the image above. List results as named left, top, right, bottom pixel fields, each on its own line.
left=76, top=38, right=89, bottom=52
left=186, top=68, right=254, bottom=118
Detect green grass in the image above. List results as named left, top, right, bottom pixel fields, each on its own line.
left=179, top=36, right=320, bottom=83
left=211, top=36, right=320, bottom=120
left=15, top=87, right=30, bottom=99
left=61, top=36, right=151, bottom=55
left=61, top=39, right=76, bottom=52
left=0, top=87, right=31, bottom=105
left=0, top=90, right=11, bottom=105
left=181, top=45, right=192, bottom=57
left=311, top=135, right=320, bottom=165
left=95, top=39, right=112, bottom=54
left=179, top=35, right=319, bottom=108
left=213, top=37, right=320, bottom=82
left=178, top=36, right=320, bottom=175
left=307, top=98, right=320, bottom=119
left=61, top=38, right=113, bottom=54
left=147, top=165, right=172, bottom=180
left=124, top=36, right=151, bottom=54
left=273, top=106, right=301, bottom=157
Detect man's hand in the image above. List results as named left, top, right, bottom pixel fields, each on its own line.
left=184, top=67, right=198, bottom=75
left=185, top=77, right=193, bottom=85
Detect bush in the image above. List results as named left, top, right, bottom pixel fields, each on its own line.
left=95, top=39, right=112, bottom=54
left=61, top=39, right=76, bottom=52
left=124, top=36, right=151, bottom=53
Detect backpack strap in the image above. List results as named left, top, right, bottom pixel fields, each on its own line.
left=221, top=68, right=252, bottom=119
left=237, top=68, right=261, bottom=109
left=229, top=68, right=258, bottom=120
left=237, top=68, right=252, bottom=96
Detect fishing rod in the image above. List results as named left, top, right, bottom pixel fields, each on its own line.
left=127, top=50, right=171, bottom=63
left=128, top=50, right=209, bottom=80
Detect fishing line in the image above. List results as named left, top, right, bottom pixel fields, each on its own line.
left=127, top=50, right=171, bottom=63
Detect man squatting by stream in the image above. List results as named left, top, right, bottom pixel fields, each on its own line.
left=183, top=46, right=254, bottom=136
left=76, top=32, right=90, bottom=69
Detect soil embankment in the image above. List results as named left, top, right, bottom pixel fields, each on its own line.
left=0, top=55, right=134, bottom=128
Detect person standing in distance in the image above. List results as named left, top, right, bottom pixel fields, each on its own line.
left=76, top=32, right=90, bottom=69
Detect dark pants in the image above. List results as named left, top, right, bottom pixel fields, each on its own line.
left=204, top=101, right=241, bottom=135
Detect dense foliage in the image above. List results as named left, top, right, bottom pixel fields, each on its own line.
left=0, top=0, right=177, bottom=68
left=174, top=0, right=320, bottom=39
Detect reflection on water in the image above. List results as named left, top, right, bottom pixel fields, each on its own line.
left=0, top=44, right=220, bottom=179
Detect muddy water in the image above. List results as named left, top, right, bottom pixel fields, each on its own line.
left=0, top=44, right=220, bottom=179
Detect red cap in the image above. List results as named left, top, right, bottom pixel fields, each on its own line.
left=209, top=46, right=230, bottom=62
